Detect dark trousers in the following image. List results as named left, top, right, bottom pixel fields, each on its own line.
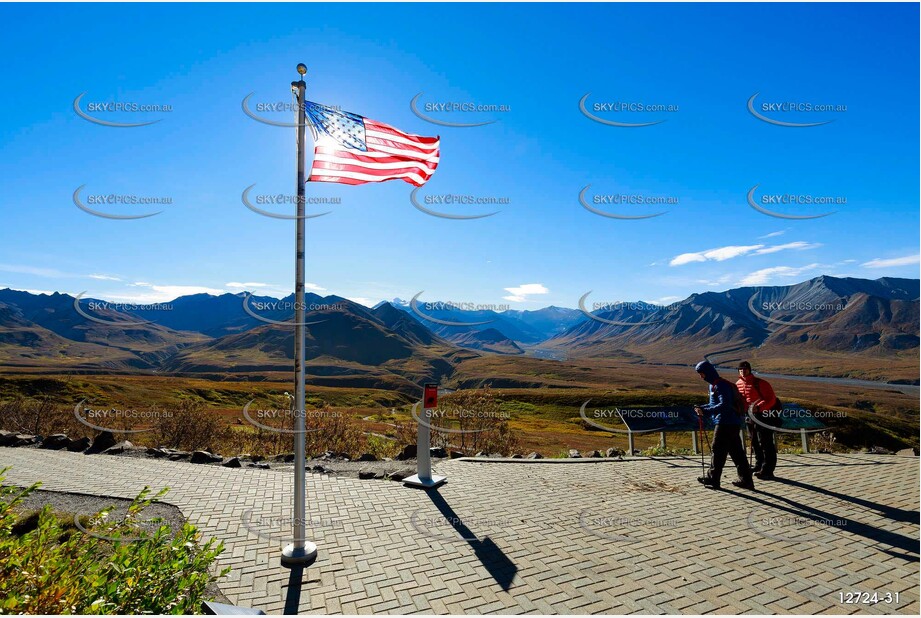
left=749, top=421, right=777, bottom=475
left=708, top=424, right=751, bottom=483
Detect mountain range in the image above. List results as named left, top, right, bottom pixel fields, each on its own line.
left=0, top=275, right=917, bottom=387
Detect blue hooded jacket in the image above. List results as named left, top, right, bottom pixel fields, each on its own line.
left=695, top=361, right=740, bottom=426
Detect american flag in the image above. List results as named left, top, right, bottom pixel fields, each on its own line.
left=304, top=101, right=440, bottom=187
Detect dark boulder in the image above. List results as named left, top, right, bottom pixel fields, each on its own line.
left=86, top=431, right=117, bottom=455
left=12, top=434, right=40, bottom=447
left=41, top=434, right=73, bottom=450
left=190, top=450, right=222, bottom=464
left=396, top=444, right=417, bottom=460
left=67, top=437, right=91, bottom=452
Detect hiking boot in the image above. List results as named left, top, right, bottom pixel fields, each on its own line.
left=731, top=478, right=755, bottom=490
left=697, top=476, right=720, bottom=490
left=755, top=471, right=776, bottom=480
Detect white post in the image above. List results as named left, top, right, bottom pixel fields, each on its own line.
left=800, top=428, right=809, bottom=454
left=404, top=384, right=446, bottom=489
left=281, top=64, right=317, bottom=568
left=627, top=431, right=635, bottom=456
left=691, top=430, right=698, bottom=455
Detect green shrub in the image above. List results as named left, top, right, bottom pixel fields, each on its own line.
left=0, top=468, right=227, bottom=615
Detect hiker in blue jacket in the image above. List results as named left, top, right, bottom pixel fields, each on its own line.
left=693, top=360, right=754, bottom=490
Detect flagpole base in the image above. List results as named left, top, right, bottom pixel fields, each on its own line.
left=403, top=474, right=447, bottom=489
left=281, top=542, right=318, bottom=568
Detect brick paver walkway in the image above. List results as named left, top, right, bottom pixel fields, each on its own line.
left=1, top=448, right=918, bottom=614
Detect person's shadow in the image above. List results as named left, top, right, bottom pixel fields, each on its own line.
left=725, top=486, right=919, bottom=562
left=774, top=477, right=919, bottom=523
left=421, top=490, right=518, bottom=591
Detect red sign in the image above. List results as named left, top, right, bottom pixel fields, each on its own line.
left=424, top=383, right=438, bottom=409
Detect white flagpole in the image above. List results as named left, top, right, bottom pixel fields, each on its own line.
left=282, top=62, right=318, bottom=568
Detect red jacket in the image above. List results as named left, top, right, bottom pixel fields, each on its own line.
left=736, top=374, right=778, bottom=413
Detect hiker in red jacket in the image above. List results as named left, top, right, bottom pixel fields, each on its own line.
left=736, top=361, right=780, bottom=480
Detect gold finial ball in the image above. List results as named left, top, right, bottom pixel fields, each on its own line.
left=296, top=63, right=307, bottom=76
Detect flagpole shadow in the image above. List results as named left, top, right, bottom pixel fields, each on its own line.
left=282, top=567, right=304, bottom=615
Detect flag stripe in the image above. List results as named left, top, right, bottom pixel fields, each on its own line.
left=311, top=169, right=431, bottom=186
left=366, top=120, right=439, bottom=146
left=311, top=160, right=435, bottom=181
left=315, top=146, right=439, bottom=163
left=314, top=146, right=439, bottom=165
left=366, top=129, right=439, bottom=151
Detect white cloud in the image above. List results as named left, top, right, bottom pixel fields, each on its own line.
left=226, top=281, right=324, bottom=294
left=696, top=274, right=734, bottom=288
left=643, top=295, right=682, bottom=306
left=670, top=241, right=821, bottom=266
left=503, top=283, right=549, bottom=303
left=754, top=241, right=821, bottom=255
left=88, top=274, right=122, bottom=281
left=110, top=283, right=227, bottom=303
left=759, top=230, right=786, bottom=239
left=0, top=286, right=55, bottom=295
left=670, top=245, right=764, bottom=266
left=347, top=297, right=375, bottom=307
left=670, top=253, right=707, bottom=266
left=861, top=254, right=920, bottom=269
left=739, top=263, right=821, bottom=286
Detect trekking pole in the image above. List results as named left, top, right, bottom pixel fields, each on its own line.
left=697, top=413, right=706, bottom=476
left=747, top=404, right=754, bottom=468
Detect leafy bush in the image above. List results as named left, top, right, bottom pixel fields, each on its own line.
left=0, top=398, right=91, bottom=439
left=430, top=387, right=520, bottom=456
left=0, top=468, right=227, bottom=614
left=152, top=400, right=225, bottom=452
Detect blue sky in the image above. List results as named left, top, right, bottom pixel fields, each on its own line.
left=0, top=2, right=918, bottom=309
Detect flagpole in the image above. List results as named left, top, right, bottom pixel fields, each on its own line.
left=282, top=62, right=318, bottom=568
